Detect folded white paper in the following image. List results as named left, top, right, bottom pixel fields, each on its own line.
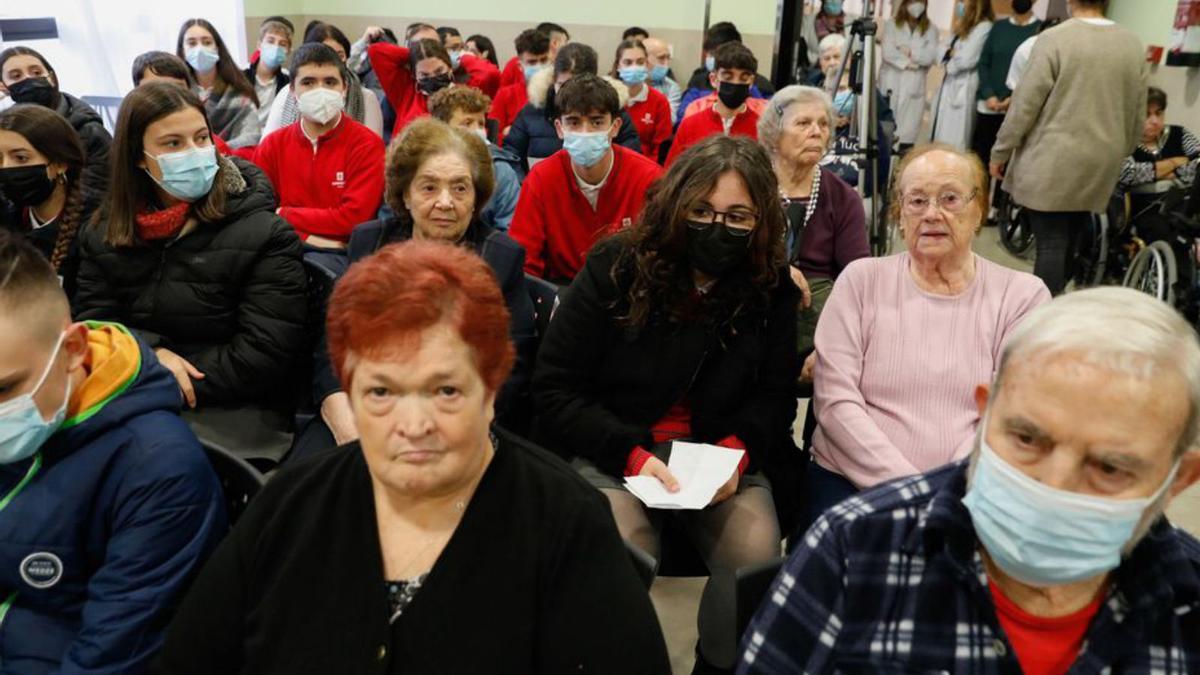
left=623, top=442, right=745, bottom=510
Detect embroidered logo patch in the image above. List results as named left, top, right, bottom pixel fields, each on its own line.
left=19, top=552, right=63, bottom=589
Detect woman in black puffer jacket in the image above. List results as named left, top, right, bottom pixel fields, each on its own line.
left=74, top=83, right=306, bottom=416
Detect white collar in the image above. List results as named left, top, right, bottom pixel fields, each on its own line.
left=628, top=85, right=649, bottom=104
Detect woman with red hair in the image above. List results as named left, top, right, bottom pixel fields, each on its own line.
left=157, top=239, right=670, bottom=674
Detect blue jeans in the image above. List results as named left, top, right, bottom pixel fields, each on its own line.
left=791, top=460, right=859, bottom=547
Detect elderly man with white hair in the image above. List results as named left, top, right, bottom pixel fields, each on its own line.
left=642, top=37, right=682, bottom=124
left=740, top=286, right=1200, bottom=674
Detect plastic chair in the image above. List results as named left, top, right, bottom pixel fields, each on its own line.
left=625, top=539, right=659, bottom=590
left=734, top=556, right=787, bottom=644
left=200, top=438, right=267, bottom=527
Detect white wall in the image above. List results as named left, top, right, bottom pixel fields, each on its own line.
left=0, top=0, right=246, bottom=98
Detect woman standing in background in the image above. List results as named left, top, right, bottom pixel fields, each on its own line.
left=931, top=0, right=993, bottom=150
left=879, top=1, right=940, bottom=150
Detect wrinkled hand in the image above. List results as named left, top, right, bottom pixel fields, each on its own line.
left=639, top=456, right=680, bottom=492
left=989, top=161, right=1006, bottom=181
left=790, top=265, right=813, bottom=310
left=800, top=351, right=818, bottom=384
left=155, top=348, right=204, bottom=409
left=709, top=467, right=739, bottom=506
left=320, top=392, right=360, bottom=446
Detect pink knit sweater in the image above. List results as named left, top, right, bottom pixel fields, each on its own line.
left=811, top=252, right=1049, bottom=488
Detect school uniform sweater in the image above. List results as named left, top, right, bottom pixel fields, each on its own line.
left=368, top=43, right=500, bottom=132
left=488, top=82, right=528, bottom=144
left=509, top=145, right=663, bottom=283
left=500, top=56, right=523, bottom=89
left=625, top=85, right=673, bottom=161
left=253, top=114, right=385, bottom=243
left=666, top=102, right=760, bottom=166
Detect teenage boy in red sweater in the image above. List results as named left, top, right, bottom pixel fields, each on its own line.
left=509, top=74, right=663, bottom=284
left=254, top=43, right=384, bottom=249
left=488, top=29, right=552, bottom=144
left=666, top=42, right=763, bottom=166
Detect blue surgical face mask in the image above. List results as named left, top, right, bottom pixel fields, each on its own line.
left=523, top=63, right=547, bottom=82
left=144, top=145, right=219, bottom=203
left=963, top=422, right=1181, bottom=587
left=833, top=90, right=855, bottom=116
left=449, top=49, right=463, bottom=69
left=260, top=43, right=287, bottom=70
left=824, top=0, right=844, bottom=14
left=562, top=129, right=612, bottom=168
left=185, top=46, right=220, bottom=75
left=650, top=64, right=670, bottom=83
left=618, top=65, right=648, bottom=86
left=955, top=0, right=966, bottom=17
left=704, top=55, right=716, bottom=72
left=0, top=331, right=69, bottom=465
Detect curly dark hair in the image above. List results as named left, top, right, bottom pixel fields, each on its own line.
left=614, top=134, right=786, bottom=329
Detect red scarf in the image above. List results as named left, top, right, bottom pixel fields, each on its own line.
left=135, top=202, right=191, bottom=241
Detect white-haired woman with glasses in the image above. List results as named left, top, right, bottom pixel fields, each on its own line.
left=758, top=85, right=869, bottom=368
left=800, top=143, right=1048, bottom=535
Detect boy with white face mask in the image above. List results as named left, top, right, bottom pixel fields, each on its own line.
left=509, top=75, right=663, bottom=283
left=0, top=230, right=225, bottom=672
left=253, top=43, right=384, bottom=251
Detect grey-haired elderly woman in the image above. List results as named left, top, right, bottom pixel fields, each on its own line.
left=759, top=85, right=869, bottom=378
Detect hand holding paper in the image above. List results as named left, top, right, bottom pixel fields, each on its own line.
left=623, top=442, right=745, bottom=510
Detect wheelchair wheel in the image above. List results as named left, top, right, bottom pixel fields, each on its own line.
left=997, top=193, right=1034, bottom=258
left=1123, top=240, right=1177, bottom=305
left=1072, top=211, right=1109, bottom=288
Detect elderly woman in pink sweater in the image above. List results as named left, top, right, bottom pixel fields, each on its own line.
left=802, top=143, right=1049, bottom=532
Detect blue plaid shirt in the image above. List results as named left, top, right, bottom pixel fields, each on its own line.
left=739, top=460, right=1200, bottom=674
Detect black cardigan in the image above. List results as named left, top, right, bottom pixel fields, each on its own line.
left=155, top=428, right=671, bottom=675
left=532, top=236, right=803, bottom=528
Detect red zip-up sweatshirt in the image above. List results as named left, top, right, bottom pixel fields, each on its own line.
left=488, top=82, right=529, bottom=145
left=500, top=56, right=523, bottom=89
left=666, top=104, right=761, bottom=166
left=509, top=145, right=663, bottom=283
left=253, top=114, right=385, bottom=243
left=368, top=43, right=500, bottom=133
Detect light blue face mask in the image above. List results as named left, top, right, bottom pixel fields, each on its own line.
left=618, top=65, right=648, bottom=86
left=562, top=129, right=612, bottom=168
left=955, top=0, right=966, bottom=17
left=824, top=0, right=844, bottom=14
left=650, top=64, right=670, bottom=84
left=0, top=331, right=69, bottom=465
left=144, top=145, right=219, bottom=203
left=259, top=43, right=287, bottom=70
left=704, top=55, right=716, bottom=72
left=449, top=50, right=463, bottom=69
left=963, top=424, right=1181, bottom=587
left=185, top=46, right=220, bottom=74
left=833, top=90, right=855, bottom=117
left=523, top=63, right=547, bottom=82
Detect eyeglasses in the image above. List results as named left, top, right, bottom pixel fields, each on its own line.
left=686, top=205, right=757, bottom=237
left=901, top=188, right=979, bottom=215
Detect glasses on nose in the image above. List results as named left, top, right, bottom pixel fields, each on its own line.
left=901, top=188, right=978, bottom=215
left=686, top=205, right=757, bottom=237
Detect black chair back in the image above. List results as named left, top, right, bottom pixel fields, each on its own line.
left=735, top=556, right=786, bottom=645
left=625, top=539, right=658, bottom=590
left=524, top=274, right=560, bottom=339
left=200, top=438, right=267, bottom=527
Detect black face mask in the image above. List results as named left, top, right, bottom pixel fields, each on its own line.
left=1011, top=0, right=1033, bottom=13
left=686, top=220, right=751, bottom=277
left=417, top=73, right=453, bottom=96
left=717, top=81, right=751, bottom=110
left=0, top=164, right=56, bottom=207
left=7, top=77, right=58, bottom=108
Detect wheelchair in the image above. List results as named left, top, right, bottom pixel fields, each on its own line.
left=1122, top=179, right=1200, bottom=322
left=995, top=188, right=1034, bottom=259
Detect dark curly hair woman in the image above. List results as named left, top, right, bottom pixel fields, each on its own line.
left=531, top=133, right=802, bottom=672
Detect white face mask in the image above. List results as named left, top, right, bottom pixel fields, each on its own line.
left=907, top=2, right=926, bottom=18
left=297, top=87, right=344, bottom=125
left=471, top=127, right=488, bottom=142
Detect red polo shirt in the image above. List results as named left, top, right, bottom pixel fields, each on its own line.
left=626, top=86, right=672, bottom=162
left=666, top=105, right=761, bottom=166
left=253, top=114, right=385, bottom=243
left=509, top=145, right=663, bottom=282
